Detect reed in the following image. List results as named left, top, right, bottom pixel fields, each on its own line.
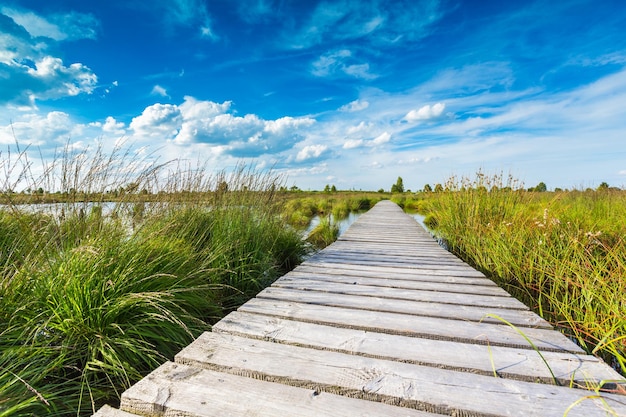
left=306, top=216, right=340, bottom=249
left=0, top=141, right=308, bottom=415
left=418, top=172, right=626, bottom=376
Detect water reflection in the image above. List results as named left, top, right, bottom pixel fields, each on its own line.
left=303, top=211, right=364, bottom=237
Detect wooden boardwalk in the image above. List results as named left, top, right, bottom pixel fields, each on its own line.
left=95, top=201, right=626, bottom=417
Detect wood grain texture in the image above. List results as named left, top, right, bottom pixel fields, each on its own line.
left=120, top=361, right=442, bottom=417
left=213, top=311, right=619, bottom=386
left=238, top=298, right=582, bottom=352
left=256, top=286, right=551, bottom=327
left=175, top=332, right=626, bottom=417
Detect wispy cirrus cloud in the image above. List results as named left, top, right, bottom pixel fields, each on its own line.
left=339, top=99, right=369, bottom=112
left=312, top=49, right=377, bottom=80
left=1, top=6, right=99, bottom=41
left=287, top=0, right=445, bottom=49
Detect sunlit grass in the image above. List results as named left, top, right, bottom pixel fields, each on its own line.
left=0, top=141, right=308, bottom=415
left=416, top=172, right=626, bottom=376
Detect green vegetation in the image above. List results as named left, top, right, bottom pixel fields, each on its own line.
left=0, top=144, right=308, bottom=416
left=391, top=176, right=404, bottom=193
left=305, top=216, right=340, bottom=249
left=279, top=191, right=383, bottom=230
left=414, top=172, right=626, bottom=376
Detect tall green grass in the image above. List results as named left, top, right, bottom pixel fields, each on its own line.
left=280, top=193, right=381, bottom=229
left=0, top=142, right=308, bottom=415
left=417, top=172, right=626, bottom=376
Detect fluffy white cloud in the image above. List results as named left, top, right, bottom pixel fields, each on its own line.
left=130, top=103, right=182, bottom=138
left=340, top=99, right=369, bottom=112
left=102, top=116, right=126, bottom=135
left=0, top=9, right=98, bottom=107
left=343, top=139, right=364, bottom=149
left=404, top=102, right=446, bottom=122
left=296, top=144, right=328, bottom=161
left=372, top=131, right=391, bottom=145
left=0, top=111, right=78, bottom=145
left=342, top=130, right=390, bottom=149
left=129, top=97, right=315, bottom=157
left=346, top=121, right=373, bottom=135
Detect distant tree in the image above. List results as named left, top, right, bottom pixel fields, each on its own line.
left=377, top=188, right=385, bottom=193
left=531, top=182, right=547, bottom=192
left=331, top=185, right=337, bottom=193
left=391, top=177, right=404, bottom=193
left=434, top=183, right=443, bottom=193
left=597, top=182, right=609, bottom=191
left=323, top=184, right=331, bottom=193
left=554, top=187, right=563, bottom=192
left=423, top=184, right=432, bottom=192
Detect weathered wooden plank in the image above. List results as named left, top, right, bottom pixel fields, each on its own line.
left=309, top=255, right=476, bottom=270
left=317, top=242, right=461, bottom=256
left=272, top=277, right=528, bottom=309
left=238, top=298, right=584, bottom=352
left=214, top=311, right=621, bottom=386
left=307, top=252, right=481, bottom=270
left=316, top=251, right=468, bottom=267
left=257, top=286, right=551, bottom=328
left=120, top=361, right=442, bottom=417
left=293, top=263, right=496, bottom=286
left=280, top=271, right=511, bottom=296
left=175, top=332, right=626, bottom=417
left=301, top=260, right=487, bottom=278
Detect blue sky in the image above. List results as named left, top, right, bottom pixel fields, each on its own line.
left=1, top=0, right=626, bottom=191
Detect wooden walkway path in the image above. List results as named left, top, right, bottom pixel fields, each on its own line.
left=95, top=201, right=625, bottom=417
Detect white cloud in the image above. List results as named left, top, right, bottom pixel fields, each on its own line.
left=363, top=161, right=384, bottom=169
left=128, top=97, right=315, bottom=157
left=151, top=85, right=169, bottom=98
left=343, top=139, right=364, bottom=149
left=0, top=9, right=98, bottom=107
left=312, top=49, right=350, bottom=77
left=130, top=103, right=182, bottom=138
left=200, top=20, right=219, bottom=41
left=404, top=102, right=446, bottom=122
left=346, top=121, right=373, bottom=135
left=288, top=0, right=445, bottom=49
left=0, top=111, right=78, bottom=145
left=340, top=99, right=369, bottom=112
left=312, top=49, right=377, bottom=80
left=1, top=7, right=99, bottom=41
left=296, top=144, right=328, bottom=162
left=102, top=116, right=126, bottom=135
left=372, top=131, right=391, bottom=145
